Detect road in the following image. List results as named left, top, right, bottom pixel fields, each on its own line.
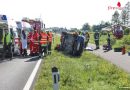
left=88, top=43, right=130, bottom=73
left=0, top=56, right=41, bottom=90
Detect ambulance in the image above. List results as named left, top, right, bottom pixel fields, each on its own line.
left=0, top=15, right=15, bottom=57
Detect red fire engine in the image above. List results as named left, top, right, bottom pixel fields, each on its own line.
left=22, top=17, right=44, bottom=56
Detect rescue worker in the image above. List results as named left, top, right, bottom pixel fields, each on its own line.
left=28, top=30, right=34, bottom=56
left=21, top=30, right=27, bottom=56
left=47, top=31, right=52, bottom=55
left=17, top=28, right=22, bottom=56
left=2, top=27, right=13, bottom=60
left=33, top=29, right=39, bottom=55
left=107, top=31, right=111, bottom=51
left=94, top=30, right=100, bottom=49
left=39, top=30, right=48, bottom=57
left=84, top=31, right=90, bottom=48
left=60, top=32, right=64, bottom=48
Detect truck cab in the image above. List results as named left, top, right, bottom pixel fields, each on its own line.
left=0, top=22, right=14, bottom=58
left=0, top=23, right=5, bottom=53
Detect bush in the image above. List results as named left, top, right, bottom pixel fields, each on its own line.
left=124, top=28, right=130, bottom=35
left=122, top=35, right=130, bottom=45
left=110, top=37, right=116, bottom=45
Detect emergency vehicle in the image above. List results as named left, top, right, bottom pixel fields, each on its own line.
left=22, top=17, right=44, bottom=55
left=0, top=15, right=14, bottom=57
left=8, top=19, right=20, bottom=55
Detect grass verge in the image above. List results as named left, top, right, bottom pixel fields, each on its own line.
left=34, top=34, right=130, bottom=90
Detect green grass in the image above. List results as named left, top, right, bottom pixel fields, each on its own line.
left=89, top=32, right=130, bottom=52
left=34, top=34, right=130, bottom=90
left=89, top=32, right=110, bottom=45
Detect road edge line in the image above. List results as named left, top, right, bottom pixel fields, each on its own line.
left=23, top=58, right=42, bottom=90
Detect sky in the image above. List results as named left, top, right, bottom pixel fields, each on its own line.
left=0, top=0, right=129, bottom=29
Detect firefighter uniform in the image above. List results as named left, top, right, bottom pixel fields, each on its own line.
left=94, top=31, right=100, bottom=49
left=39, top=31, right=48, bottom=57
left=33, top=30, right=39, bottom=55
left=2, top=29, right=13, bottom=60
left=107, top=32, right=111, bottom=50
left=28, top=32, right=34, bottom=56
left=47, top=31, right=52, bottom=55
left=84, top=32, right=90, bottom=48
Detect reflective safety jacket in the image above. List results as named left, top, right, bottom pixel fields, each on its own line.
left=40, top=32, right=48, bottom=46
left=48, top=32, right=52, bottom=43
left=2, top=33, right=12, bottom=45
left=33, top=32, right=39, bottom=44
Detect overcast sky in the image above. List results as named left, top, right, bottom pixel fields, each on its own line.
left=0, top=0, right=129, bottom=29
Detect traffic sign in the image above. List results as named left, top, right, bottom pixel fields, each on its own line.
left=0, top=15, right=7, bottom=23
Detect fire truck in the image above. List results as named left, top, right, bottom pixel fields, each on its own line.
left=21, top=17, right=44, bottom=55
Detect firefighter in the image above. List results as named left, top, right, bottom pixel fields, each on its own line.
left=21, top=30, right=27, bottom=56
left=107, top=31, right=111, bottom=51
left=2, top=28, right=13, bottom=60
left=94, top=30, right=100, bottom=49
left=33, top=29, right=39, bottom=55
left=28, top=30, right=34, bottom=56
left=84, top=31, right=90, bottom=48
left=39, top=30, right=48, bottom=57
left=47, top=31, right=52, bottom=55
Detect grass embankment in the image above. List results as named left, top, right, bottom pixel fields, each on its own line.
left=34, top=34, right=130, bottom=90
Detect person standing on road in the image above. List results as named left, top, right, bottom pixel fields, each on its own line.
left=28, top=30, right=34, bottom=56
left=107, top=31, right=111, bottom=51
left=84, top=31, right=90, bottom=48
left=47, top=31, right=52, bottom=55
left=94, top=30, right=100, bottom=49
left=33, top=29, right=39, bottom=55
left=2, top=28, right=13, bottom=60
left=21, top=30, right=27, bottom=56
left=39, top=30, right=48, bottom=57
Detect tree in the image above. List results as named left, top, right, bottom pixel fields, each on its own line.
left=112, top=11, right=120, bottom=25
left=92, top=25, right=101, bottom=32
left=92, top=21, right=111, bottom=32
left=82, top=23, right=90, bottom=31
left=121, top=10, right=128, bottom=25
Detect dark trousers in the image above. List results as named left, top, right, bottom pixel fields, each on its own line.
left=84, top=39, right=89, bottom=48
left=107, top=39, right=111, bottom=50
left=2, top=43, right=13, bottom=60
left=39, top=45, right=48, bottom=55
left=22, top=49, right=27, bottom=56
left=48, top=42, right=52, bottom=54
left=95, top=40, right=99, bottom=49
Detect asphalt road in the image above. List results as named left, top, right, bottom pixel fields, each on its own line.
left=88, top=43, right=130, bottom=73
left=0, top=56, right=40, bottom=90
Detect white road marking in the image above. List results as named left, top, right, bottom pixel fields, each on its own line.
left=23, top=58, right=42, bottom=90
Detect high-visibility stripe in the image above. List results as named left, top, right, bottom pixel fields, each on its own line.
left=40, top=32, right=48, bottom=45
left=34, top=43, right=39, bottom=44
left=41, top=39, right=47, bottom=40
left=48, top=33, right=52, bottom=42
left=41, top=41, right=46, bottom=43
